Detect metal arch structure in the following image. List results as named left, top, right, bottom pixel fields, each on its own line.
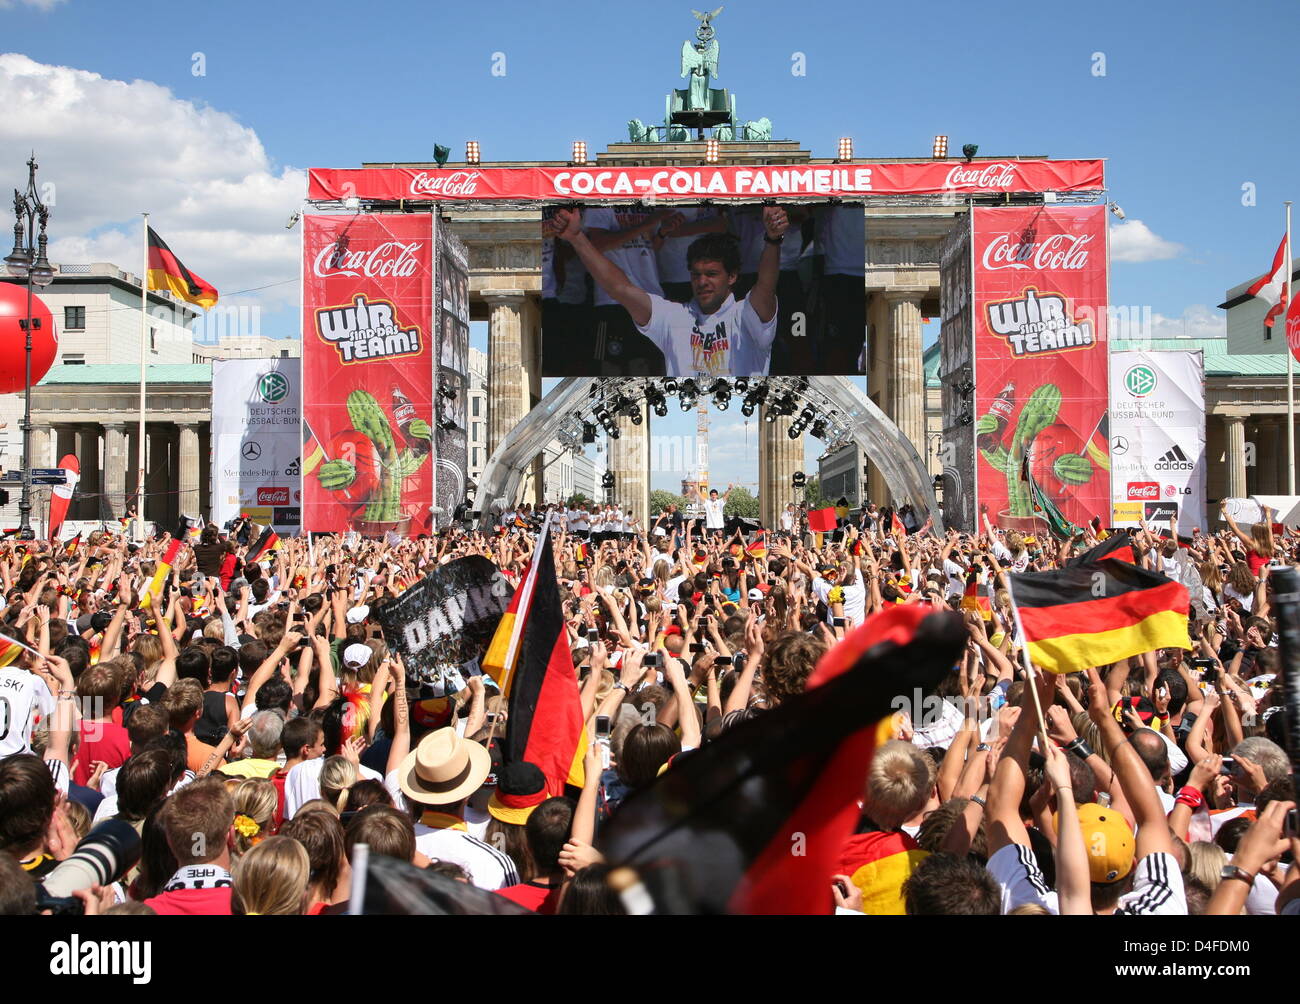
left=472, top=375, right=943, bottom=532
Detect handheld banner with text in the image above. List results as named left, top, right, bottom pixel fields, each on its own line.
left=373, top=556, right=515, bottom=697
left=302, top=214, right=436, bottom=535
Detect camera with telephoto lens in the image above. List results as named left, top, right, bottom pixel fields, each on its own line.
left=33, top=819, right=141, bottom=915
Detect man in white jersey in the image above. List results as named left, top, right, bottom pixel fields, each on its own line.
left=0, top=657, right=56, bottom=757
left=554, top=205, right=788, bottom=377
left=688, top=482, right=733, bottom=539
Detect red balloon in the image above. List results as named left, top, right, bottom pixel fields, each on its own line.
left=0, top=280, right=59, bottom=394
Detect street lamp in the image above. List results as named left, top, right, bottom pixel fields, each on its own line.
left=5, top=156, right=54, bottom=540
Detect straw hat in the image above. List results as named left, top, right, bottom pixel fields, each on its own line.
left=397, top=728, right=491, bottom=806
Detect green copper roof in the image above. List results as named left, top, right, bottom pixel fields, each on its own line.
left=1108, top=337, right=1289, bottom=377
left=39, top=364, right=213, bottom=385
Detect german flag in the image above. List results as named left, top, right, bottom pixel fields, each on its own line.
left=1008, top=561, right=1190, bottom=675
left=140, top=538, right=182, bottom=609
left=849, top=536, right=866, bottom=557
left=595, top=605, right=965, bottom=914
left=481, top=514, right=586, bottom=794
left=837, top=829, right=930, bottom=915
left=514, top=514, right=530, bottom=530
left=246, top=525, right=281, bottom=564
left=891, top=511, right=907, bottom=538
left=574, top=542, right=589, bottom=565
left=0, top=631, right=37, bottom=668
left=961, top=578, right=992, bottom=621
left=146, top=227, right=218, bottom=310
left=1085, top=411, right=1110, bottom=472
left=1066, top=531, right=1136, bottom=568
left=62, top=533, right=81, bottom=557
left=301, top=420, right=326, bottom=476
left=746, top=530, right=767, bottom=560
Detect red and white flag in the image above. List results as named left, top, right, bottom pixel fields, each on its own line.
left=48, top=453, right=79, bottom=542
left=1248, top=235, right=1288, bottom=328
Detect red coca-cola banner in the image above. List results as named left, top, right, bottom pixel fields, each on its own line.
left=972, top=206, right=1110, bottom=532
left=302, top=214, right=435, bottom=535
left=308, top=159, right=1103, bottom=203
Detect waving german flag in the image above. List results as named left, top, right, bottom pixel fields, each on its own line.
left=246, top=525, right=281, bottom=564
left=481, top=514, right=585, bottom=794
left=140, top=539, right=182, bottom=609
left=1008, top=561, right=1189, bottom=675
left=746, top=530, right=767, bottom=560
left=1066, top=531, right=1136, bottom=568
left=147, top=227, right=218, bottom=310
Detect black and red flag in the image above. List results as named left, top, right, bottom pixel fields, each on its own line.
left=481, top=513, right=586, bottom=794
left=1065, top=530, right=1136, bottom=568
left=595, top=604, right=965, bottom=914
left=146, top=227, right=218, bottom=310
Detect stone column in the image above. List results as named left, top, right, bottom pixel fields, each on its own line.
left=29, top=427, right=49, bottom=471
left=759, top=406, right=803, bottom=529
left=178, top=423, right=201, bottom=518
left=73, top=426, right=101, bottom=522
left=1224, top=415, right=1247, bottom=500
left=887, top=293, right=926, bottom=455
left=608, top=403, right=649, bottom=525
left=102, top=423, right=128, bottom=517
left=485, top=292, right=529, bottom=459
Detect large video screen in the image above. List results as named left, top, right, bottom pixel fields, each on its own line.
left=540, top=202, right=864, bottom=377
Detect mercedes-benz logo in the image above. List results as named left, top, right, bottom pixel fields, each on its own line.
left=1111, top=436, right=1129, bottom=456
left=242, top=442, right=262, bottom=460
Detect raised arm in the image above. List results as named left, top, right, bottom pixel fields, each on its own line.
left=555, top=208, right=652, bottom=327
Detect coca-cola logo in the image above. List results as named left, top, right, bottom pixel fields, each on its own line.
left=1127, top=482, right=1159, bottom=501
left=313, top=240, right=423, bottom=279
left=257, top=487, right=290, bottom=505
left=943, top=162, right=1016, bottom=190
left=408, top=170, right=482, bottom=197
left=982, top=232, right=1094, bottom=272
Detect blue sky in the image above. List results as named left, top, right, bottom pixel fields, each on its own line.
left=2, top=0, right=1296, bottom=491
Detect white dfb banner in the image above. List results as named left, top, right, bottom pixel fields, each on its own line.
left=1109, top=350, right=1206, bottom=529
left=211, top=359, right=302, bottom=535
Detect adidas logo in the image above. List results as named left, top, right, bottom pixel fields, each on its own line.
left=285, top=457, right=301, bottom=476
left=1153, top=444, right=1194, bottom=471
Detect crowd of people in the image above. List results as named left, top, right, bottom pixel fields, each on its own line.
left=0, top=497, right=1296, bottom=916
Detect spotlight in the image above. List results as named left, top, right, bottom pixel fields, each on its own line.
left=1109, top=202, right=1126, bottom=220
left=764, top=411, right=777, bottom=423
left=571, top=140, right=588, bottom=165
left=837, top=137, right=853, bottom=161
left=787, top=425, right=802, bottom=440
left=466, top=141, right=481, bottom=165
left=439, top=384, right=457, bottom=400
left=741, top=401, right=755, bottom=417
left=582, top=422, right=597, bottom=444
left=602, top=472, right=615, bottom=490
left=734, top=378, right=749, bottom=395
left=799, top=406, right=816, bottom=424
left=434, top=144, right=451, bottom=168
left=705, top=138, right=719, bottom=164
left=663, top=378, right=679, bottom=396
left=962, top=143, right=978, bottom=163
left=630, top=411, right=642, bottom=425
left=285, top=210, right=302, bottom=230
left=810, top=419, right=829, bottom=439
left=932, top=135, right=948, bottom=159
left=437, top=416, right=457, bottom=431
left=792, top=472, right=807, bottom=488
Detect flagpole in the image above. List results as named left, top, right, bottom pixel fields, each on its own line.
left=137, top=212, right=149, bottom=543
left=1287, top=201, right=1294, bottom=495
left=1004, top=580, right=1053, bottom=753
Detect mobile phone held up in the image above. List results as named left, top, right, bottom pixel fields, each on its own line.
left=595, top=715, right=612, bottom=770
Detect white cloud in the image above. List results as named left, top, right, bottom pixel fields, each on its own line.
left=0, top=53, right=304, bottom=317
left=1109, top=219, right=1183, bottom=263
left=1146, top=303, right=1226, bottom=340
left=0, top=0, right=68, bottom=10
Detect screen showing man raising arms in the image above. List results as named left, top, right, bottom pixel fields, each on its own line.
left=552, top=205, right=790, bottom=377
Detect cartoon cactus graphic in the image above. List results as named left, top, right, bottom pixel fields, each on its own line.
left=314, top=388, right=429, bottom=523
left=977, top=382, right=1092, bottom=518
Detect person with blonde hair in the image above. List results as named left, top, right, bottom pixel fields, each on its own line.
left=836, top=740, right=935, bottom=914
left=232, top=835, right=310, bottom=916
left=1186, top=841, right=1226, bottom=894
left=230, top=778, right=278, bottom=858
left=319, top=755, right=359, bottom=813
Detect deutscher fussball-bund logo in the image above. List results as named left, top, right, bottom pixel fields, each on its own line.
left=258, top=372, right=289, bottom=404
left=1123, top=364, right=1156, bottom=398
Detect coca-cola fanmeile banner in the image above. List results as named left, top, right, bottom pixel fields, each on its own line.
left=302, top=213, right=436, bottom=536
left=308, top=160, right=1104, bottom=203
left=971, top=206, right=1110, bottom=533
